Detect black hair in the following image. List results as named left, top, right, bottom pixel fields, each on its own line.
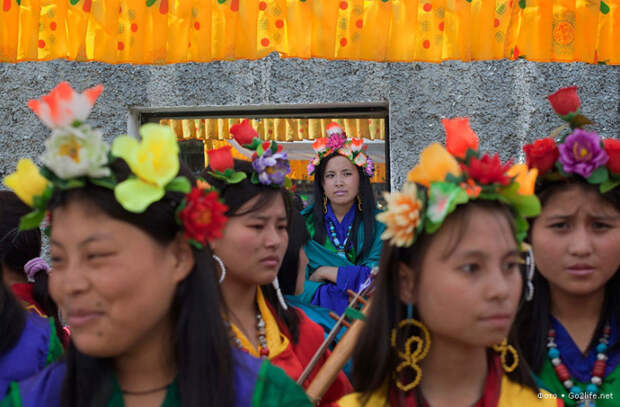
left=202, top=159, right=300, bottom=343
left=0, top=271, right=25, bottom=356
left=350, top=200, right=537, bottom=405
left=515, top=180, right=620, bottom=374
left=279, top=196, right=310, bottom=295
left=0, top=190, right=65, bottom=344
left=51, top=160, right=235, bottom=407
left=311, top=153, right=377, bottom=261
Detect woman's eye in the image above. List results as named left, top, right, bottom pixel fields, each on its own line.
left=249, top=224, right=264, bottom=230
left=87, top=252, right=113, bottom=261
left=504, top=261, right=521, bottom=273
left=459, top=264, right=479, bottom=274
left=549, top=222, right=569, bottom=230
left=592, top=222, right=611, bottom=231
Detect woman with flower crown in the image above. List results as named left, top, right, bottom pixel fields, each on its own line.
left=514, top=87, right=620, bottom=407
left=336, top=118, right=562, bottom=407
left=201, top=119, right=353, bottom=406
left=0, top=83, right=313, bottom=407
left=301, top=123, right=384, bottom=315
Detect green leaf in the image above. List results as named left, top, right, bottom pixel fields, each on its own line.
left=70, top=0, right=80, bottom=5
left=166, top=176, right=192, bottom=194
left=188, top=238, right=204, bottom=250
left=519, top=0, right=526, bottom=9
left=600, top=179, right=620, bottom=193
left=19, top=209, right=46, bottom=230
left=245, top=138, right=262, bottom=151
left=586, top=166, right=609, bottom=184
left=569, top=114, right=593, bottom=129
left=463, top=148, right=479, bottom=164
left=601, top=1, right=610, bottom=14
left=90, top=176, right=117, bottom=190
left=514, top=215, right=530, bottom=244
left=256, top=143, right=265, bottom=157
left=284, top=177, right=292, bottom=189
left=114, top=178, right=165, bottom=213
left=227, top=170, right=248, bottom=184
left=146, top=0, right=157, bottom=6
left=270, top=141, right=278, bottom=154
left=175, top=198, right=187, bottom=226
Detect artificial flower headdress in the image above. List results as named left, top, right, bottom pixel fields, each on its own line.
left=3, top=82, right=227, bottom=249
left=205, top=118, right=292, bottom=189
left=523, top=86, right=620, bottom=193
left=307, top=122, right=375, bottom=177
left=377, top=118, right=541, bottom=248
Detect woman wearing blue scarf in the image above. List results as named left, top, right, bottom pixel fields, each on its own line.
left=301, top=123, right=384, bottom=315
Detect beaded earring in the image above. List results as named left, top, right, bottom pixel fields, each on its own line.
left=391, top=309, right=431, bottom=392
left=525, top=246, right=535, bottom=301
left=357, top=195, right=362, bottom=212
left=492, top=339, right=519, bottom=372
left=323, top=195, right=328, bottom=214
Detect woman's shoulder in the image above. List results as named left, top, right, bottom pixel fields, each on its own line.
left=0, top=362, right=65, bottom=407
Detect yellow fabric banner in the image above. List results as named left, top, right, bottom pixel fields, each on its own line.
left=0, top=0, right=616, bottom=64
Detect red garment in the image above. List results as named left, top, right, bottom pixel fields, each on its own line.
left=268, top=303, right=353, bottom=407
left=392, top=354, right=502, bottom=407
left=10, top=283, right=46, bottom=317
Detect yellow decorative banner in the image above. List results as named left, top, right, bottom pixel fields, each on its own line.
left=0, top=1, right=616, bottom=64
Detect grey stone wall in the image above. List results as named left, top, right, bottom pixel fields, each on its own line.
left=1, top=53, right=618, bottom=190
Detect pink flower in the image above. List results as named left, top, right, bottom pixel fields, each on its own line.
left=27, top=82, right=103, bottom=129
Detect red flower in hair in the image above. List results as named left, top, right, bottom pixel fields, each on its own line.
left=230, top=119, right=257, bottom=146
left=178, top=188, right=228, bottom=245
left=547, top=86, right=580, bottom=116
left=462, top=153, right=513, bottom=186
left=523, top=138, right=559, bottom=175
left=603, top=138, right=620, bottom=174
left=207, top=145, right=234, bottom=173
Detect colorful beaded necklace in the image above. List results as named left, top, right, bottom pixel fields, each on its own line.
left=327, top=219, right=352, bottom=252
left=546, top=323, right=610, bottom=407
left=227, top=312, right=270, bottom=358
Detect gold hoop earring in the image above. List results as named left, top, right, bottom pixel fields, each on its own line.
left=357, top=195, right=362, bottom=212
left=323, top=196, right=328, bottom=214
left=492, top=339, right=519, bottom=372
left=390, top=318, right=431, bottom=392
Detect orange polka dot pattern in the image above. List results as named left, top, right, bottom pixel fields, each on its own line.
left=0, top=0, right=615, bottom=64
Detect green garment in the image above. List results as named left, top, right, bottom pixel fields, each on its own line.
left=46, top=318, right=64, bottom=366
left=537, top=357, right=620, bottom=407
left=299, top=204, right=384, bottom=303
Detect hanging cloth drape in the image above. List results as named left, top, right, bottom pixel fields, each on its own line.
left=0, top=1, right=617, bottom=65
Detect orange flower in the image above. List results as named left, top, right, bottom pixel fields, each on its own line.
left=506, top=164, right=538, bottom=196
left=407, top=144, right=462, bottom=187
left=460, top=179, right=481, bottom=198
left=376, top=182, right=423, bottom=247
left=312, top=137, right=328, bottom=154
left=442, top=117, right=479, bottom=159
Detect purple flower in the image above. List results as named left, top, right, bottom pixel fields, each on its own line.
left=307, top=161, right=315, bottom=175
left=327, top=133, right=346, bottom=151
left=252, top=149, right=291, bottom=186
left=558, top=129, right=609, bottom=178
left=365, top=159, right=375, bottom=177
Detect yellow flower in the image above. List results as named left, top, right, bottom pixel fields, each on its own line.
left=3, top=159, right=50, bottom=207
left=407, top=144, right=462, bottom=187
left=376, top=182, right=423, bottom=247
left=507, top=164, right=538, bottom=196
left=112, top=124, right=180, bottom=213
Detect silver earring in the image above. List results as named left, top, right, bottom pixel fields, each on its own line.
left=525, top=247, right=535, bottom=301
left=213, top=254, right=226, bottom=284
left=272, top=277, right=288, bottom=310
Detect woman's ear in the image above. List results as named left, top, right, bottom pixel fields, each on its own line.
left=170, top=235, right=196, bottom=284
left=398, top=262, right=416, bottom=305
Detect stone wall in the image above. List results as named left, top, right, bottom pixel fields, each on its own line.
left=1, top=53, right=618, bottom=190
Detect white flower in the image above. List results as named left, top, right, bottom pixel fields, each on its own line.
left=42, top=124, right=110, bottom=179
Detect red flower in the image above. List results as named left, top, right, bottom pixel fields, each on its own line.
left=523, top=138, right=559, bottom=175
left=462, top=153, right=513, bottom=186
left=603, top=138, right=620, bottom=174
left=178, top=188, right=228, bottom=245
left=207, top=146, right=234, bottom=173
left=230, top=119, right=257, bottom=146
left=547, top=86, right=580, bottom=116
left=442, top=117, right=479, bottom=159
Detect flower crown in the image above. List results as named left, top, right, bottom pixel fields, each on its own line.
left=3, top=82, right=227, bottom=249
left=307, top=122, right=375, bottom=177
left=205, top=118, right=292, bottom=189
left=377, top=118, right=541, bottom=248
left=523, top=86, right=619, bottom=193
